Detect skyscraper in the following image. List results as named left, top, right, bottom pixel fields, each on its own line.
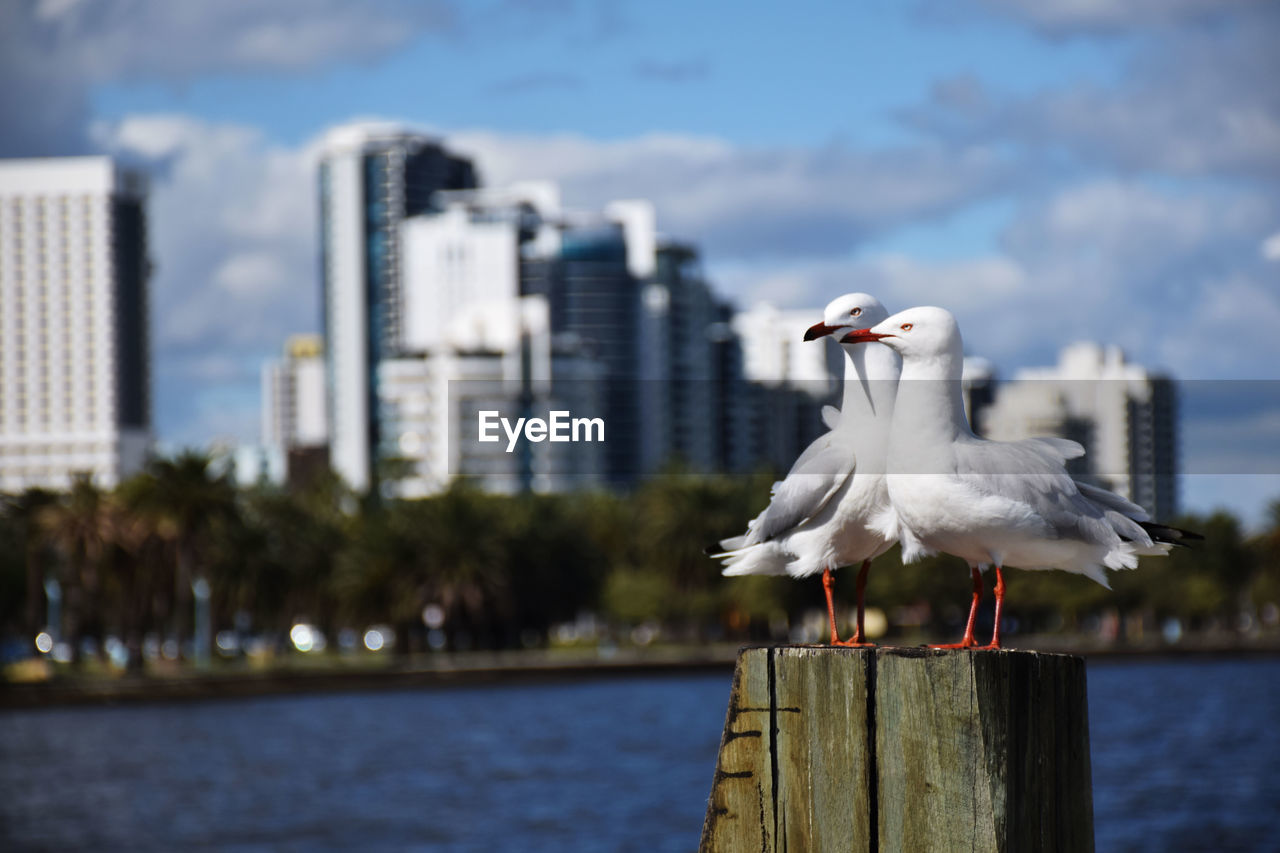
left=0, top=156, right=152, bottom=491
left=318, top=123, right=477, bottom=492
left=639, top=241, right=727, bottom=473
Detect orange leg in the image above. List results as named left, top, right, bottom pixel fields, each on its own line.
left=979, top=566, right=1005, bottom=650
left=930, top=566, right=982, bottom=649
left=822, top=564, right=875, bottom=647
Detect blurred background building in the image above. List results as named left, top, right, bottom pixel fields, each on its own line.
left=260, top=334, right=329, bottom=489
left=308, top=125, right=848, bottom=497
left=978, top=342, right=1178, bottom=517
left=318, top=123, right=478, bottom=495
left=728, top=303, right=842, bottom=475
left=0, top=156, right=152, bottom=492
left=283, top=122, right=1182, bottom=505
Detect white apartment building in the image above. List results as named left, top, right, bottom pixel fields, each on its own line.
left=261, top=334, right=328, bottom=450
left=379, top=296, right=605, bottom=497
left=980, top=342, right=1178, bottom=517
left=0, top=156, right=152, bottom=492
left=731, top=303, right=841, bottom=392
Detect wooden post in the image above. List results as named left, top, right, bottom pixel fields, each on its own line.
left=700, top=646, right=1094, bottom=853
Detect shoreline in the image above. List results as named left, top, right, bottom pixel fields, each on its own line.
left=4, top=641, right=1278, bottom=710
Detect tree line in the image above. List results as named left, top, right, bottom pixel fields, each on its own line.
left=2, top=451, right=1278, bottom=673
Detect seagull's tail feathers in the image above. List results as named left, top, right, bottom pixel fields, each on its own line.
left=1098, top=539, right=1172, bottom=581
left=705, top=534, right=748, bottom=556
left=1137, top=521, right=1203, bottom=547
left=1080, top=562, right=1113, bottom=589
left=1076, top=480, right=1149, bottom=521
left=717, top=543, right=790, bottom=577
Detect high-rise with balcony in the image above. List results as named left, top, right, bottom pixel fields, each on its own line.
left=0, top=156, right=152, bottom=492
left=318, top=123, right=477, bottom=492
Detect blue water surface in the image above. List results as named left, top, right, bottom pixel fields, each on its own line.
left=1, top=658, right=1277, bottom=852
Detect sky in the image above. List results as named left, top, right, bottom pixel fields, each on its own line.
left=2, top=0, right=1278, bottom=524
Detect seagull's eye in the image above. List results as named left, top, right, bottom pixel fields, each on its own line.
left=850, top=307, right=862, bottom=317
left=901, top=323, right=913, bottom=331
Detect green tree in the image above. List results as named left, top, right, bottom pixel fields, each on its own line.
left=36, top=475, right=111, bottom=664
left=138, top=452, right=238, bottom=657
left=0, top=488, right=58, bottom=642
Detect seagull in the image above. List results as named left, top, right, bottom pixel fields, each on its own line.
left=843, top=306, right=1197, bottom=649
left=711, top=293, right=901, bottom=646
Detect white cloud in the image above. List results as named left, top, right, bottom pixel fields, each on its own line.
left=449, top=129, right=1017, bottom=259
left=906, top=4, right=1280, bottom=181
left=26, top=0, right=454, bottom=79
left=92, top=114, right=318, bottom=445
left=0, top=0, right=455, bottom=156
left=973, top=0, right=1261, bottom=36
left=1262, top=231, right=1280, bottom=261
left=716, top=177, right=1279, bottom=381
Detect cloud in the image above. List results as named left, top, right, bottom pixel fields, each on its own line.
left=971, top=0, right=1260, bottom=36
left=712, top=178, right=1279, bottom=381
left=1261, top=231, right=1280, bottom=261
left=903, top=4, right=1280, bottom=180
left=0, top=0, right=455, bottom=156
left=449, top=130, right=1018, bottom=259
left=92, top=114, right=319, bottom=445
left=712, top=254, right=1027, bottom=314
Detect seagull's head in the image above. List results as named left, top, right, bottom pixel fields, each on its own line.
left=841, top=306, right=962, bottom=361
left=803, top=293, right=890, bottom=344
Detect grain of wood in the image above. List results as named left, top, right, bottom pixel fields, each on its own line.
left=700, top=646, right=1094, bottom=853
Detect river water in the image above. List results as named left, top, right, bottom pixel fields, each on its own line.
left=2, top=657, right=1277, bottom=852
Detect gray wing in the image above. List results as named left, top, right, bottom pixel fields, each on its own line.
left=725, top=431, right=857, bottom=549
left=953, top=436, right=1152, bottom=545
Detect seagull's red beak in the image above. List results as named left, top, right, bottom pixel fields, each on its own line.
left=840, top=329, right=889, bottom=344
left=804, top=322, right=842, bottom=342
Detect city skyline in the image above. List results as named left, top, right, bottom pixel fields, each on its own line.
left=1, top=1, right=1277, bottom=523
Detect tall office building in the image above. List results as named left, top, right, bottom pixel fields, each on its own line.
left=639, top=242, right=729, bottom=473
left=0, top=157, right=152, bottom=491
left=540, top=213, right=644, bottom=486
left=318, top=122, right=477, bottom=492
left=979, top=342, right=1178, bottom=517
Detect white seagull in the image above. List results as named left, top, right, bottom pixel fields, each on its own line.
left=843, top=306, right=1197, bottom=648
left=712, top=293, right=901, bottom=645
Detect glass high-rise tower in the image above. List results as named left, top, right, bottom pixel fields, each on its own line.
left=318, top=123, right=477, bottom=493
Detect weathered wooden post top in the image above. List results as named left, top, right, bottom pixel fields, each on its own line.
left=700, top=646, right=1093, bottom=853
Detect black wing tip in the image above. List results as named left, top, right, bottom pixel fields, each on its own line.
left=703, top=542, right=722, bottom=556
left=1139, top=521, right=1205, bottom=545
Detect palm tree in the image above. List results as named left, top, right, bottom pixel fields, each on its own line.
left=36, top=475, right=110, bottom=664
left=233, top=485, right=343, bottom=640
left=107, top=478, right=174, bottom=674
left=137, top=452, right=237, bottom=660
left=337, top=484, right=514, bottom=653
left=1, top=488, right=59, bottom=640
